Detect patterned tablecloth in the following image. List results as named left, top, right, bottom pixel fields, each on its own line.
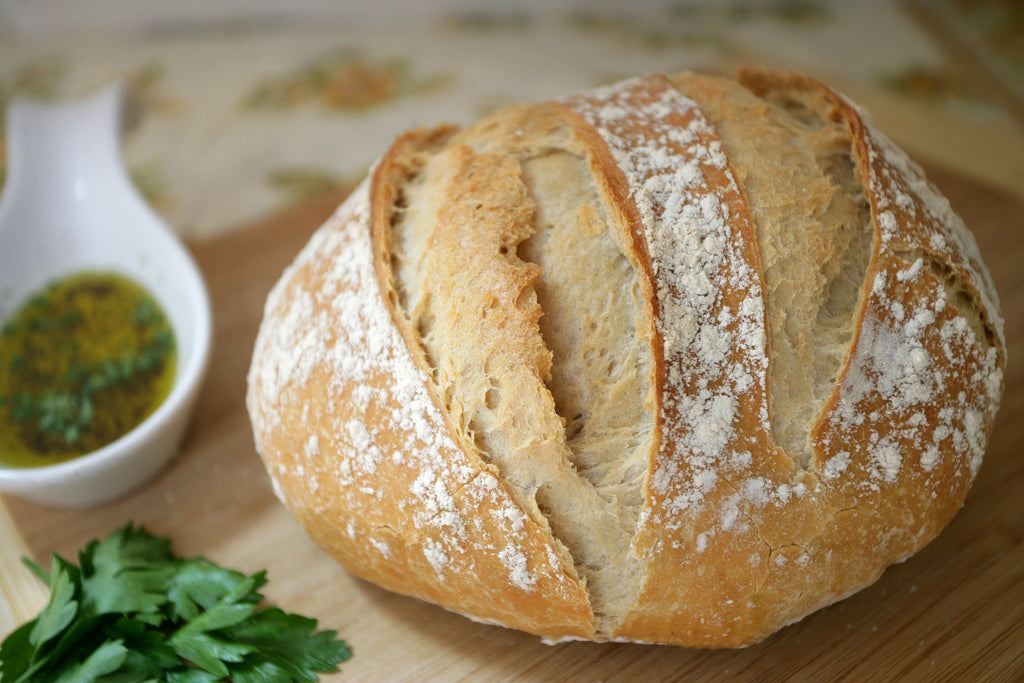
left=1, top=0, right=1022, bottom=240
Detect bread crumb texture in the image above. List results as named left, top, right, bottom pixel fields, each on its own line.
left=246, top=68, right=1005, bottom=647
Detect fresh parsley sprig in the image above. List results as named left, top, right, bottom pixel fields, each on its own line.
left=0, top=524, right=352, bottom=682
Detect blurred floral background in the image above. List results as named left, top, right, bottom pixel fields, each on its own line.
left=1, top=0, right=1022, bottom=239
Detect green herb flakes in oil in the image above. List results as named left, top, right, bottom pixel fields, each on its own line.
left=0, top=271, right=176, bottom=467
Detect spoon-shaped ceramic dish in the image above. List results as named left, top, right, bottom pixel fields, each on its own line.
left=0, top=83, right=212, bottom=507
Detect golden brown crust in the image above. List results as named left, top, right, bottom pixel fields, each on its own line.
left=246, top=67, right=1005, bottom=647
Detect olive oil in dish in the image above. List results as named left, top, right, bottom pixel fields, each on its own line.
left=0, top=271, right=177, bottom=467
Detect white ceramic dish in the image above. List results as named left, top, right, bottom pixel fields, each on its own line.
left=0, top=83, right=212, bottom=507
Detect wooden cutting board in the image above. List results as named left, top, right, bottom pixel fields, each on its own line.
left=3, top=161, right=1022, bottom=681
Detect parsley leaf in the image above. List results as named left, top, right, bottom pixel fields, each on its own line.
left=223, top=608, right=353, bottom=683
left=51, top=639, right=127, bottom=683
left=0, top=623, right=36, bottom=683
left=28, top=563, right=78, bottom=651
left=0, top=524, right=352, bottom=682
left=167, top=561, right=263, bottom=623
left=79, top=524, right=177, bottom=617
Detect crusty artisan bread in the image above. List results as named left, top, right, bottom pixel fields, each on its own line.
left=246, top=67, right=1005, bottom=647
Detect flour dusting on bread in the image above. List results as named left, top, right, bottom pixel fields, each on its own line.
left=564, top=76, right=771, bottom=525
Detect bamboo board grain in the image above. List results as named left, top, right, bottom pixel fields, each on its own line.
left=3, top=162, right=1022, bottom=681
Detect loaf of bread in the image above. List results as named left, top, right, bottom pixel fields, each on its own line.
left=246, top=67, right=1005, bottom=647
